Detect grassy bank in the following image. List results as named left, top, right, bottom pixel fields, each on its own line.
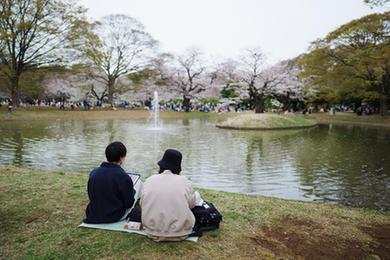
left=306, top=112, right=390, bottom=128
left=217, top=113, right=317, bottom=130
left=1, top=167, right=389, bottom=259
left=0, top=107, right=229, bottom=122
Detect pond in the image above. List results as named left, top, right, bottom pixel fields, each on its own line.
left=1, top=116, right=390, bottom=211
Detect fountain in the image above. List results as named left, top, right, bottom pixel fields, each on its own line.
left=150, top=91, right=162, bottom=130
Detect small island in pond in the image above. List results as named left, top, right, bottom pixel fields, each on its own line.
left=216, top=113, right=317, bottom=130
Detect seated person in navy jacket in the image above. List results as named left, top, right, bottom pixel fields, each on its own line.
left=84, top=141, right=141, bottom=223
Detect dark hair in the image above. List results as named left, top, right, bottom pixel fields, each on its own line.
left=105, top=142, right=127, bottom=163
left=158, top=167, right=180, bottom=175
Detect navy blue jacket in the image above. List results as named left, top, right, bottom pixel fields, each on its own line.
left=85, top=162, right=135, bottom=224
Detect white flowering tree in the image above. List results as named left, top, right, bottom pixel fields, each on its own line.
left=267, top=60, right=305, bottom=111
left=123, top=53, right=174, bottom=103
left=199, top=69, right=224, bottom=100
left=238, top=48, right=279, bottom=113
left=73, top=14, right=157, bottom=105
left=218, top=59, right=240, bottom=82
left=217, top=59, right=240, bottom=99
left=238, top=48, right=305, bottom=113
left=169, top=49, right=207, bottom=112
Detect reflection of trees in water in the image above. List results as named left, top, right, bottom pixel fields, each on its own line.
left=12, top=130, right=23, bottom=166
left=181, top=118, right=190, bottom=126
left=106, top=120, right=115, bottom=143
left=229, top=126, right=390, bottom=210
left=294, top=124, right=390, bottom=210
left=54, top=119, right=117, bottom=145
left=0, top=122, right=52, bottom=166
left=231, top=129, right=304, bottom=194
left=243, top=135, right=262, bottom=193
left=242, top=130, right=303, bottom=170
left=1, top=121, right=51, bottom=139
left=0, top=120, right=118, bottom=171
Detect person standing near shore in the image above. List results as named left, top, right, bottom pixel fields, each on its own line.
left=84, top=142, right=142, bottom=224
left=7, top=100, right=13, bottom=113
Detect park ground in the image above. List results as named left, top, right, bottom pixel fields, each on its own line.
left=1, top=106, right=390, bottom=128
left=1, top=167, right=390, bottom=259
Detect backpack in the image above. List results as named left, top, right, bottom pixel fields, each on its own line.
left=191, top=201, right=223, bottom=232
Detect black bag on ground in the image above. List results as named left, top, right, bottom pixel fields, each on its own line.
left=191, top=201, right=223, bottom=232
left=127, top=207, right=141, bottom=222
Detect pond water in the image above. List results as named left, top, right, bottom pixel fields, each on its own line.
left=1, top=116, right=390, bottom=211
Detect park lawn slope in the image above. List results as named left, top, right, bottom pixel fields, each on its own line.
left=306, top=112, right=390, bottom=128
left=1, top=167, right=390, bottom=259
left=0, top=107, right=228, bottom=122
left=217, top=113, right=317, bottom=130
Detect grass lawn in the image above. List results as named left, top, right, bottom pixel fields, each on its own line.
left=306, top=112, right=390, bottom=128
left=1, top=167, right=389, bottom=259
left=0, top=107, right=228, bottom=122
left=217, top=113, right=316, bottom=130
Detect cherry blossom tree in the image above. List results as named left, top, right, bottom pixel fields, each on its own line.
left=267, top=59, right=305, bottom=111
left=217, top=59, right=240, bottom=99
left=218, top=58, right=240, bottom=82
left=199, top=69, right=224, bottom=99
left=44, top=77, right=74, bottom=101
left=123, top=53, right=175, bottom=103
left=238, top=48, right=274, bottom=113
left=169, top=49, right=207, bottom=112
left=74, top=14, right=157, bottom=105
left=238, top=48, right=305, bottom=113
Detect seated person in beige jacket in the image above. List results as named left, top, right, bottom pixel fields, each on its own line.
left=140, top=149, right=200, bottom=241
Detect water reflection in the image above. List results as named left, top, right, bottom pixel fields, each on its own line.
left=294, top=125, right=390, bottom=209
left=0, top=119, right=389, bottom=211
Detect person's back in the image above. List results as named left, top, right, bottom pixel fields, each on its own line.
left=85, top=141, right=138, bottom=224
left=141, top=170, right=196, bottom=240
left=140, top=149, right=197, bottom=241
left=85, top=162, right=134, bottom=223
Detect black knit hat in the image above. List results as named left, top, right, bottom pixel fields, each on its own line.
left=158, top=149, right=182, bottom=174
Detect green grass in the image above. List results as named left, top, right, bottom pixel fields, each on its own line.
left=0, top=107, right=231, bottom=123
left=217, top=113, right=317, bottom=129
left=307, top=112, right=390, bottom=127
left=270, top=114, right=316, bottom=128
left=1, top=167, right=390, bottom=259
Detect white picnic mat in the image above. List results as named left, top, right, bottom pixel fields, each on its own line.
left=79, top=221, right=198, bottom=242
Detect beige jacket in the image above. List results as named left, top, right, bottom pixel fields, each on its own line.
left=140, top=170, right=196, bottom=239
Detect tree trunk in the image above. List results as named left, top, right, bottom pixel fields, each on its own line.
left=107, top=79, right=115, bottom=106
left=379, top=95, right=388, bottom=116
left=283, top=101, right=292, bottom=112
left=183, top=96, right=191, bottom=112
left=254, top=95, right=265, bottom=113
left=281, top=93, right=292, bottom=111
left=378, top=74, right=389, bottom=116
left=11, top=76, right=20, bottom=106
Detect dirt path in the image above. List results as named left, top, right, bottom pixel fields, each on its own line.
left=252, top=217, right=390, bottom=259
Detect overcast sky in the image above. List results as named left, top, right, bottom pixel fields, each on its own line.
left=79, top=0, right=386, bottom=64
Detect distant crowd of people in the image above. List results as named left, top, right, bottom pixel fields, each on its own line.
left=146, top=101, right=248, bottom=113
left=0, top=97, right=250, bottom=113
left=0, top=96, right=383, bottom=116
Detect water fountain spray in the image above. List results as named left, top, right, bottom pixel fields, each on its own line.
left=152, top=91, right=161, bottom=130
